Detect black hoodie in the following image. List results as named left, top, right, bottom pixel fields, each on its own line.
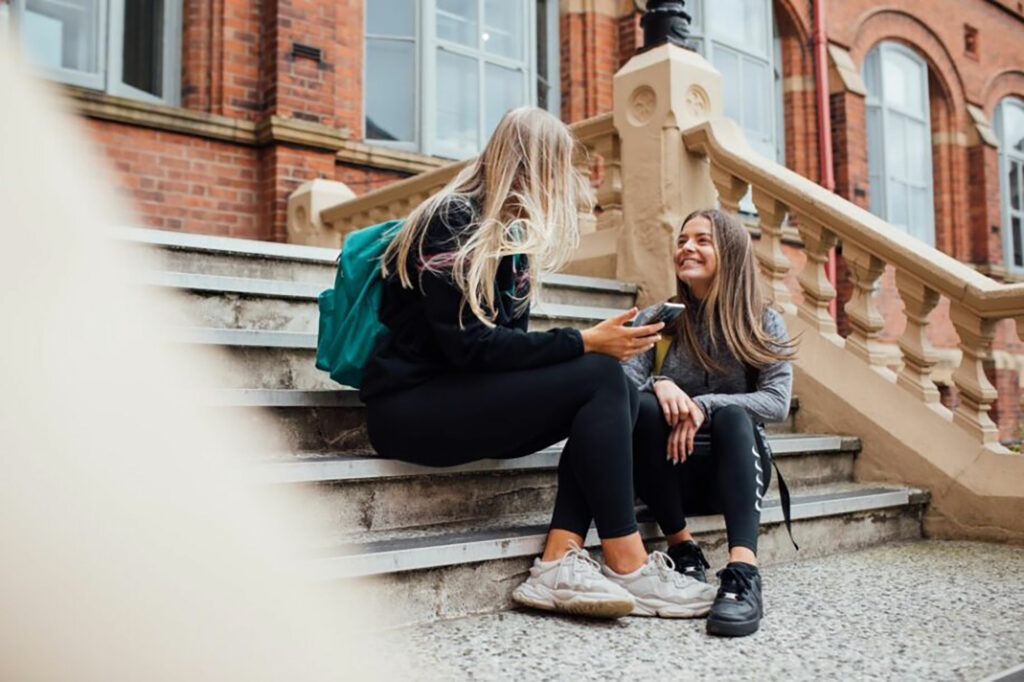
left=358, top=199, right=585, bottom=401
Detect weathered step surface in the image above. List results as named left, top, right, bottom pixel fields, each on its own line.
left=315, top=482, right=927, bottom=626
left=382, top=541, right=1024, bottom=680
left=216, top=389, right=802, bottom=453
left=261, top=433, right=859, bottom=539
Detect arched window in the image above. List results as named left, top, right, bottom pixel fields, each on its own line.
left=995, top=97, right=1024, bottom=273
left=862, top=42, right=935, bottom=246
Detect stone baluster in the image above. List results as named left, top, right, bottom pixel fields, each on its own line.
left=894, top=270, right=942, bottom=407
left=750, top=187, right=794, bottom=315
left=793, top=215, right=840, bottom=342
left=574, top=144, right=598, bottom=235
left=842, top=241, right=888, bottom=368
left=591, top=132, right=623, bottom=232
left=710, top=164, right=748, bottom=215
left=949, top=303, right=999, bottom=443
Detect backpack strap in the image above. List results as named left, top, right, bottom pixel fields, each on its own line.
left=747, top=364, right=799, bottom=551
left=653, top=336, right=673, bottom=376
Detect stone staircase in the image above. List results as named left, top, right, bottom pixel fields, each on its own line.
left=123, top=226, right=929, bottom=626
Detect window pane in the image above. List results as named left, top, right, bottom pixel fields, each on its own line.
left=365, top=39, right=415, bottom=142
left=711, top=46, right=741, bottom=124
left=437, top=0, right=477, bottom=48
left=888, top=115, right=907, bottom=180
left=883, top=48, right=925, bottom=117
left=1002, top=100, right=1024, bottom=155
left=742, top=57, right=770, bottom=138
left=437, top=49, right=479, bottom=158
left=866, top=105, right=884, bottom=216
left=122, top=0, right=164, bottom=97
left=909, top=186, right=930, bottom=242
left=1011, top=161, right=1021, bottom=211
left=485, top=63, right=523, bottom=139
left=367, top=0, right=414, bottom=37
left=1013, top=216, right=1023, bottom=268
left=23, top=0, right=101, bottom=73
left=889, top=181, right=909, bottom=228
left=708, top=0, right=767, bottom=55
left=905, top=118, right=929, bottom=184
left=483, top=0, right=522, bottom=60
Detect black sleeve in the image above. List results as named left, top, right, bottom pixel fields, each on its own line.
left=415, top=207, right=585, bottom=371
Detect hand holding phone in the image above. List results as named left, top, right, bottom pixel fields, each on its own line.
left=648, top=302, right=686, bottom=326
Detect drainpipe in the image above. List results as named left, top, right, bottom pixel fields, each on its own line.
left=812, top=0, right=838, bottom=317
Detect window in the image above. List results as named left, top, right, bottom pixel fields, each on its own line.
left=863, top=42, right=935, bottom=246
left=686, top=0, right=781, bottom=212
left=364, top=0, right=557, bottom=159
left=995, top=97, right=1024, bottom=273
left=11, top=0, right=182, bottom=105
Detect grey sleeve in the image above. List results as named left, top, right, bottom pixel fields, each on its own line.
left=621, top=305, right=671, bottom=393
left=692, top=309, right=793, bottom=423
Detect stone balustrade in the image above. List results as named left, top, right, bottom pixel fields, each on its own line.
left=308, top=113, right=620, bottom=240
left=683, top=117, right=1024, bottom=448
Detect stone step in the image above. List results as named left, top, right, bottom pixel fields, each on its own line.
left=260, top=433, right=858, bottom=538
left=216, top=389, right=801, bottom=453
left=120, top=226, right=340, bottom=283
left=309, top=483, right=927, bottom=625
left=145, top=268, right=638, bottom=319
left=177, top=304, right=653, bottom=388
left=154, top=273, right=633, bottom=334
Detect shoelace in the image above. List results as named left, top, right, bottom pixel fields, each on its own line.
left=716, top=565, right=755, bottom=599
left=561, top=541, right=602, bottom=578
left=644, top=551, right=690, bottom=587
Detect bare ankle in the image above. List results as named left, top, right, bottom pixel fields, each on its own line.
left=601, top=532, right=648, bottom=574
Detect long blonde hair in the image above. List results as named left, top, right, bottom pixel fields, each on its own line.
left=382, top=106, right=590, bottom=325
left=670, top=209, right=797, bottom=371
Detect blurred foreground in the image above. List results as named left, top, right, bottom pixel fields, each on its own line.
left=0, top=43, right=391, bottom=681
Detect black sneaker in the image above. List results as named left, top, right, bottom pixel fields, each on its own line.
left=666, top=540, right=710, bottom=583
left=707, top=562, right=763, bottom=637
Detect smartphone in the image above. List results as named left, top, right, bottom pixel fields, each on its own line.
left=625, top=302, right=686, bottom=327
left=649, top=302, right=686, bottom=326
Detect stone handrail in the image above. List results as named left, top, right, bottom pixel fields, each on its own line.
left=682, top=117, right=1024, bottom=446
left=319, top=113, right=618, bottom=235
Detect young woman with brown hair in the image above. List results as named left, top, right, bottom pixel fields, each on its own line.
left=624, top=208, right=796, bottom=636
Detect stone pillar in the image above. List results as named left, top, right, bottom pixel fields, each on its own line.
left=286, top=178, right=355, bottom=247
left=612, top=43, right=721, bottom=306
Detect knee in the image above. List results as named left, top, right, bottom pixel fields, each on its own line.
left=710, top=404, right=754, bottom=437
left=576, top=353, right=627, bottom=394
left=636, top=391, right=664, bottom=431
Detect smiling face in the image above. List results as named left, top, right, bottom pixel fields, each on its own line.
left=674, top=216, right=718, bottom=298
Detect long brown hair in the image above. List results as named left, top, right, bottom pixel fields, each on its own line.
left=669, top=209, right=797, bottom=372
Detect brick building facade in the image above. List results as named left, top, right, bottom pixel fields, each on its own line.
left=3, top=0, right=1024, bottom=440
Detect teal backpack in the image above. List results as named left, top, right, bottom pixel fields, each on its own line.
left=315, top=219, right=404, bottom=388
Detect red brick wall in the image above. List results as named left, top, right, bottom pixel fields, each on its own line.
left=561, top=6, right=618, bottom=122
left=86, top=119, right=262, bottom=237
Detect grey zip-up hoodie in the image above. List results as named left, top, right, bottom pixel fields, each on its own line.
left=622, top=303, right=793, bottom=426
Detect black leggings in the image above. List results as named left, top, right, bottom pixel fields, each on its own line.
left=633, top=393, right=768, bottom=552
left=365, top=354, right=641, bottom=540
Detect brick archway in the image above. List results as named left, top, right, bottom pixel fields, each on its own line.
left=983, top=70, right=1024, bottom=117
left=773, top=0, right=818, bottom=181
left=850, top=9, right=970, bottom=261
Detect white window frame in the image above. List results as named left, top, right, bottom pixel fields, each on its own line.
left=995, top=97, right=1024, bottom=274
left=364, top=0, right=557, bottom=159
left=863, top=41, right=935, bottom=246
left=688, top=0, right=780, bottom=214
left=10, top=0, right=182, bottom=106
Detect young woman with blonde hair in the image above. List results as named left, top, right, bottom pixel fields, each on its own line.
left=624, top=208, right=796, bottom=636
left=360, top=107, right=717, bottom=619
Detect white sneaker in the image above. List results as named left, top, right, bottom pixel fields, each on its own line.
left=602, top=551, right=718, bottom=618
left=511, top=544, right=635, bottom=619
